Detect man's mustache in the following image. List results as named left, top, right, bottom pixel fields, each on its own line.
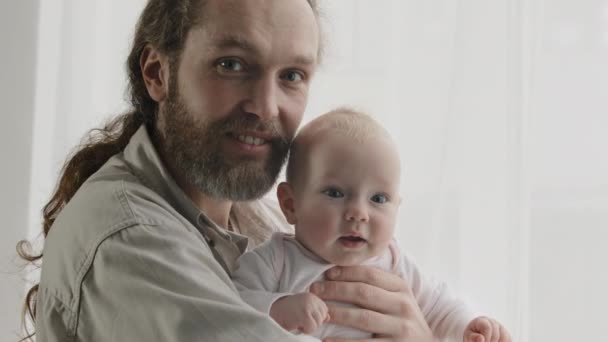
left=215, top=116, right=290, bottom=146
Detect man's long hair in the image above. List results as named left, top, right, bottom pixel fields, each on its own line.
left=16, top=1, right=203, bottom=340
left=17, top=0, right=320, bottom=340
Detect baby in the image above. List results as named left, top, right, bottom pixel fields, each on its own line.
left=232, top=108, right=510, bottom=341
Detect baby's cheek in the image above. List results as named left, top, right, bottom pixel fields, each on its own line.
left=306, top=212, right=337, bottom=241
left=372, top=217, right=396, bottom=246
left=305, top=216, right=332, bottom=239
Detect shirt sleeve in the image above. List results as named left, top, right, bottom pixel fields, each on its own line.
left=232, top=233, right=294, bottom=314
left=396, top=246, right=476, bottom=341
left=76, top=223, right=318, bottom=342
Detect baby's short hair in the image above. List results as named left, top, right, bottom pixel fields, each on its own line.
left=286, top=107, right=389, bottom=186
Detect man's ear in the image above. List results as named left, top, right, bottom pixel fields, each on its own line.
left=140, top=45, right=170, bottom=102
left=277, top=182, right=297, bottom=225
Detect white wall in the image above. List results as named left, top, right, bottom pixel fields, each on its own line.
left=528, top=2, right=608, bottom=339
left=0, top=1, right=39, bottom=340
left=1, top=1, right=607, bottom=341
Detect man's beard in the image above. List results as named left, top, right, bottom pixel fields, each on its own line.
left=158, top=90, right=291, bottom=201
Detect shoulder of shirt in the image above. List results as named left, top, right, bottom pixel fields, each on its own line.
left=39, top=153, right=193, bottom=308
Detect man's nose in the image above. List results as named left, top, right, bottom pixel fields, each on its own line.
left=241, top=76, right=280, bottom=120
left=344, top=200, right=369, bottom=223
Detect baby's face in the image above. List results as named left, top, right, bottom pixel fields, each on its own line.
left=292, top=133, right=401, bottom=266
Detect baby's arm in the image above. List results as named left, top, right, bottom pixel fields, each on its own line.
left=232, top=234, right=327, bottom=333
left=397, top=248, right=474, bottom=340
left=231, top=237, right=291, bottom=313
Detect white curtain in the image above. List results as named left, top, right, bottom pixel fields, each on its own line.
left=27, top=0, right=147, bottom=242
left=3, top=0, right=606, bottom=341
left=310, top=1, right=536, bottom=339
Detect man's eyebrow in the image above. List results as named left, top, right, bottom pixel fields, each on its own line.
left=215, top=35, right=257, bottom=53
left=213, top=34, right=317, bottom=66
left=292, top=54, right=316, bottom=66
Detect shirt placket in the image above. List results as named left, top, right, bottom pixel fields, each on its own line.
left=197, top=215, right=243, bottom=275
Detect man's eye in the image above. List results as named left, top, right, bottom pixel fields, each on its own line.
left=281, top=71, right=303, bottom=82
left=323, top=188, right=344, bottom=198
left=371, top=194, right=388, bottom=204
left=217, top=58, right=244, bottom=72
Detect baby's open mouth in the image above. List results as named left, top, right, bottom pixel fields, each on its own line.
left=338, top=235, right=367, bottom=248
left=339, top=236, right=366, bottom=242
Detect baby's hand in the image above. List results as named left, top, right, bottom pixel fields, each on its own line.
left=269, top=292, right=329, bottom=334
left=463, top=316, right=511, bottom=342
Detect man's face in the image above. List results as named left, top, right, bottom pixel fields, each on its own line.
left=158, top=0, right=319, bottom=201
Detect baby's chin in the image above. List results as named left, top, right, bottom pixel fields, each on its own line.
left=325, top=253, right=378, bottom=266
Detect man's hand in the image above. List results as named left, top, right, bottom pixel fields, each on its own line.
left=309, top=266, right=433, bottom=342
left=270, top=292, right=329, bottom=334
left=463, top=316, right=511, bottom=342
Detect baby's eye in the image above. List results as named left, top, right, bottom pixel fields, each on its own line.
left=217, top=58, right=245, bottom=72
left=371, top=194, right=388, bottom=204
left=323, top=188, right=344, bottom=198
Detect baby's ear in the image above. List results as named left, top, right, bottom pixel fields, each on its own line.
left=277, top=182, right=297, bottom=224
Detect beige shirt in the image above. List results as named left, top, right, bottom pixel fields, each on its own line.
left=36, top=125, right=319, bottom=341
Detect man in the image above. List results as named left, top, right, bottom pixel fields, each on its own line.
left=20, top=0, right=436, bottom=341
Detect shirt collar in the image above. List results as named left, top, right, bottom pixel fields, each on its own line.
left=122, top=125, right=249, bottom=253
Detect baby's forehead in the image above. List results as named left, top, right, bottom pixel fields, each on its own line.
left=296, top=112, right=396, bottom=153
left=287, top=108, right=401, bottom=185
left=305, top=129, right=402, bottom=177
left=306, top=134, right=402, bottom=192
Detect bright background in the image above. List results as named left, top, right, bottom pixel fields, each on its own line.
left=1, top=1, right=607, bottom=341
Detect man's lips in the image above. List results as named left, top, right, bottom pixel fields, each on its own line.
left=227, top=131, right=274, bottom=146
left=227, top=132, right=269, bottom=147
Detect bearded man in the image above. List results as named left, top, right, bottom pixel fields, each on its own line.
left=19, top=1, right=436, bottom=341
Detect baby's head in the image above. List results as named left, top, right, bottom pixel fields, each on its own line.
left=277, top=108, right=401, bottom=266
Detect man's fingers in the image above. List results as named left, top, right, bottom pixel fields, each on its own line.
left=310, top=280, right=411, bottom=316
left=325, top=305, right=403, bottom=336
left=324, top=266, right=409, bottom=293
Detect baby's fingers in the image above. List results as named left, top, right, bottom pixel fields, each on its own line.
left=299, top=318, right=319, bottom=335
left=489, top=320, right=501, bottom=342
left=314, top=295, right=330, bottom=323
left=319, top=306, right=330, bottom=323
left=464, top=331, right=485, bottom=342
left=466, top=317, right=494, bottom=342
left=312, top=307, right=327, bottom=326
left=498, top=323, right=512, bottom=342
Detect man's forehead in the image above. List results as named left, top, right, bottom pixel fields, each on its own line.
left=206, top=33, right=317, bottom=65
left=200, top=0, right=319, bottom=63
left=205, top=0, right=312, bottom=21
